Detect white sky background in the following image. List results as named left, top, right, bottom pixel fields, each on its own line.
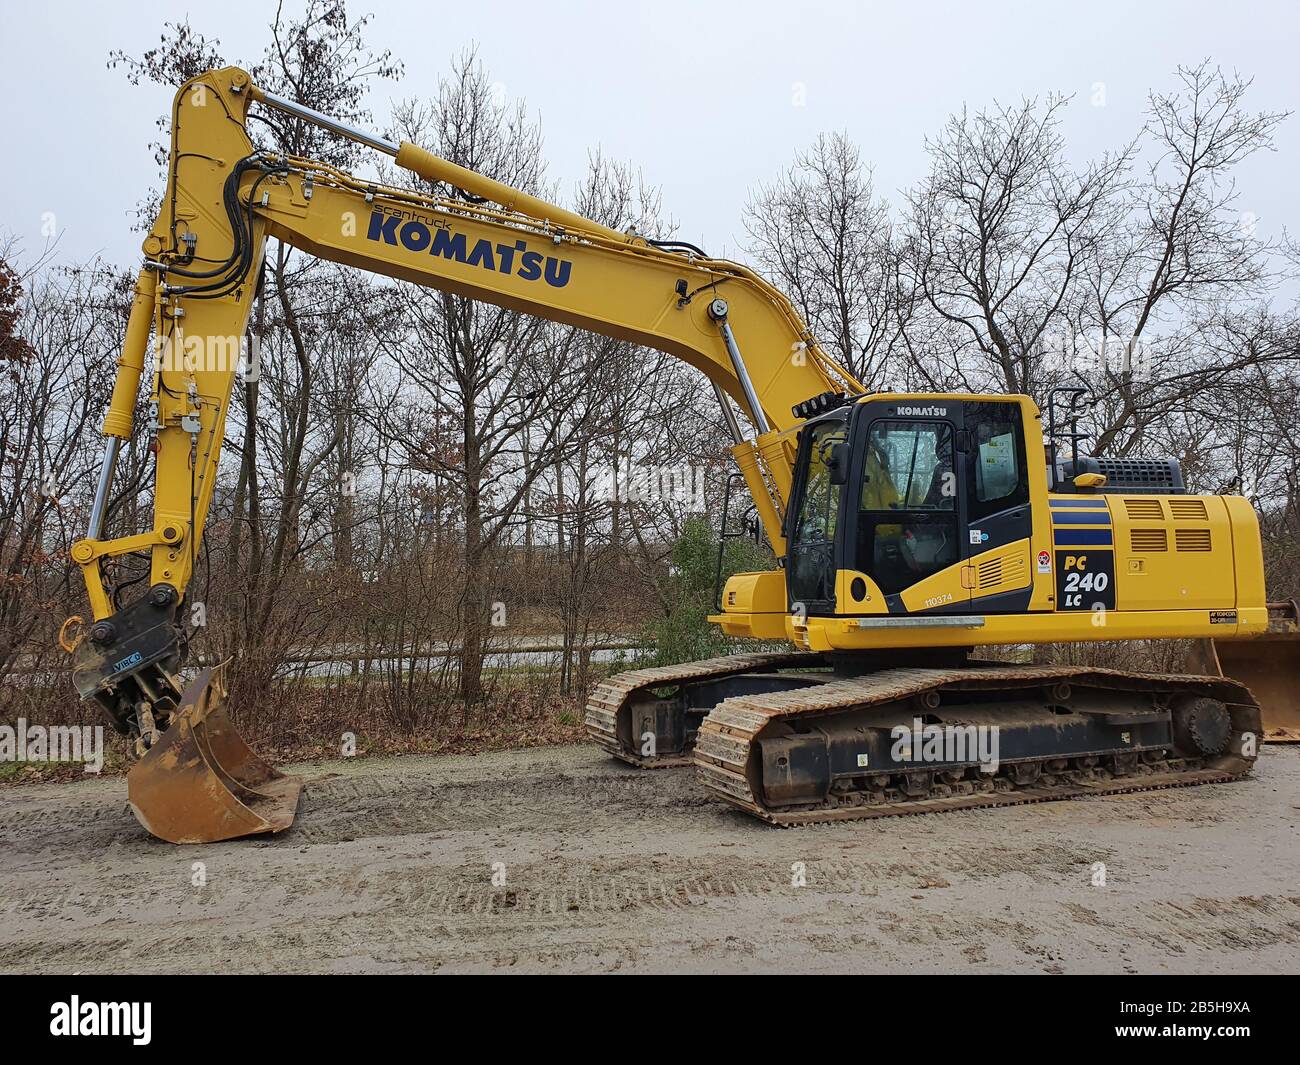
left=1, top=0, right=1296, bottom=270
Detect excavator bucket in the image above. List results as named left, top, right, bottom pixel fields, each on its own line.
left=1189, top=601, right=1300, bottom=742
left=127, top=664, right=303, bottom=843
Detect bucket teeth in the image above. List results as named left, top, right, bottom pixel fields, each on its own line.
left=127, top=663, right=302, bottom=844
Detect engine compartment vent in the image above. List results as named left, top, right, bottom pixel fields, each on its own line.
left=1168, top=498, right=1209, bottom=520
left=977, top=557, right=1003, bottom=588
left=1124, top=499, right=1165, bottom=521
left=1175, top=528, right=1212, bottom=552
left=1130, top=529, right=1168, bottom=552
left=1061, top=456, right=1187, bottom=495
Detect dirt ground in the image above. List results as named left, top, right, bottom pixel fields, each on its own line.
left=1, top=743, right=1297, bottom=974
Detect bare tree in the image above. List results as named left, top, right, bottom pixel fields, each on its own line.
left=1076, top=62, right=1291, bottom=455
left=0, top=253, right=140, bottom=707
left=377, top=50, right=628, bottom=703
left=904, top=95, right=1133, bottom=395
left=745, top=133, right=907, bottom=389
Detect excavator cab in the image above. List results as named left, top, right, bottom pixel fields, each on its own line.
left=785, top=395, right=1035, bottom=619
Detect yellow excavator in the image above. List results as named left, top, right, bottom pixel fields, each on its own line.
left=68, top=68, right=1296, bottom=842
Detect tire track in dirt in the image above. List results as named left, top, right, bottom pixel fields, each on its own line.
left=1, top=744, right=1297, bottom=973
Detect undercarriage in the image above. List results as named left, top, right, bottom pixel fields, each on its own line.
left=584, top=652, right=1260, bottom=825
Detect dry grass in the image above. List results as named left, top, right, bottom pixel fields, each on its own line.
left=1, top=670, right=600, bottom=786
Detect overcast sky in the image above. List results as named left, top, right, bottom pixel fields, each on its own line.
left=2, top=0, right=1296, bottom=270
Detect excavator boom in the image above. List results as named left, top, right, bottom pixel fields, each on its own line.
left=70, top=68, right=860, bottom=842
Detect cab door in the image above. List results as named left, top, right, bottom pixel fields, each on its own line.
left=854, top=410, right=965, bottom=612
left=962, top=400, right=1033, bottom=610
left=786, top=417, right=850, bottom=615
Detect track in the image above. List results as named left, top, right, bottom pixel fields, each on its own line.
left=586, top=655, right=1261, bottom=824
left=583, top=651, right=811, bottom=766
left=695, top=664, right=1259, bottom=823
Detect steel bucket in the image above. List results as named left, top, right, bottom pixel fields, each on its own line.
left=127, top=664, right=303, bottom=843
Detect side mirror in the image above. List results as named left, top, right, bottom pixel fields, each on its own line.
left=828, top=442, right=851, bottom=486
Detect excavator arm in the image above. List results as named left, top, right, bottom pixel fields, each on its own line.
left=69, top=67, right=861, bottom=841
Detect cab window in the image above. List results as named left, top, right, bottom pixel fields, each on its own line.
left=794, top=422, right=847, bottom=544
left=862, top=422, right=955, bottom=512
left=857, top=420, right=958, bottom=596
left=788, top=420, right=848, bottom=606
left=966, top=401, right=1029, bottom=522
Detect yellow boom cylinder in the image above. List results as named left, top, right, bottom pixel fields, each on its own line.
left=102, top=267, right=157, bottom=440
left=394, top=141, right=627, bottom=242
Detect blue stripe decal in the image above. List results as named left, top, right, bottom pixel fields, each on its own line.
left=1051, top=511, right=1112, bottom=525
left=1053, top=528, right=1114, bottom=546
left=1049, top=498, right=1108, bottom=508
